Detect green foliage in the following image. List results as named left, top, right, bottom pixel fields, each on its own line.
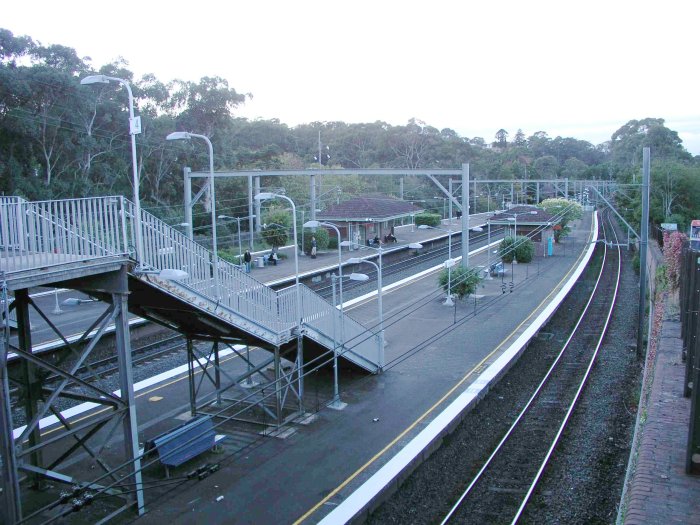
left=655, top=264, right=669, bottom=292
left=218, top=247, right=242, bottom=265
left=539, top=198, right=582, bottom=242
left=261, top=210, right=291, bottom=248
left=514, top=237, right=535, bottom=263
left=438, top=265, right=482, bottom=300
left=2, top=27, right=700, bottom=241
left=498, top=236, right=534, bottom=263
left=302, top=226, right=329, bottom=254
left=415, top=213, right=441, bottom=227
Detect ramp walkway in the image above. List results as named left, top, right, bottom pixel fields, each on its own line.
left=0, top=196, right=380, bottom=372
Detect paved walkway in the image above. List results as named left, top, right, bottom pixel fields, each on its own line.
left=245, top=217, right=491, bottom=286
left=623, top=313, right=700, bottom=524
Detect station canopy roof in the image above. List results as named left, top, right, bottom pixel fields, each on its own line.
left=317, top=196, right=424, bottom=223
left=488, top=205, right=558, bottom=225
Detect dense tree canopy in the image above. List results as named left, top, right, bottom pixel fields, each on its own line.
left=1, top=28, right=699, bottom=235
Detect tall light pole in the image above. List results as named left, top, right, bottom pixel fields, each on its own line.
left=348, top=255, right=384, bottom=370
left=167, top=132, right=220, bottom=298
left=81, top=75, right=144, bottom=268
left=348, top=241, right=422, bottom=371
left=303, top=220, right=352, bottom=409
left=219, top=215, right=255, bottom=262
left=504, top=210, right=538, bottom=241
left=419, top=224, right=455, bottom=306
left=255, top=192, right=302, bottom=336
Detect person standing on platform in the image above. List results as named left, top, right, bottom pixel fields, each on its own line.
left=311, top=236, right=317, bottom=258
left=243, top=250, right=251, bottom=273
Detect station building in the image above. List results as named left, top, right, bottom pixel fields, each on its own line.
left=316, top=196, right=424, bottom=246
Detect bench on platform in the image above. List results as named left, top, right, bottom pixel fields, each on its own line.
left=144, top=415, right=225, bottom=477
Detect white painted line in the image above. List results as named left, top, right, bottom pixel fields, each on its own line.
left=318, top=214, right=598, bottom=525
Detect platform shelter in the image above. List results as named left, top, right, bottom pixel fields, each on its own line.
left=316, top=196, right=423, bottom=246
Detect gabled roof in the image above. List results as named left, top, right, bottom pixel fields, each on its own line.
left=488, top=205, right=557, bottom=225
left=317, top=196, right=424, bottom=222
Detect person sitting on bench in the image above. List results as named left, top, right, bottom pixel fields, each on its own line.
left=383, top=233, right=397, bottom=243
left=373, top=235, right=381, bottom=245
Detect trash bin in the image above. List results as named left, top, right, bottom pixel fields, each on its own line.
left=256, top=256, right=265, bottom=268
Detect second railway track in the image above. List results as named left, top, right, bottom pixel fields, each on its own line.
left=368, top=209, right=641, bottom=525
left=441, top=212, right=621, bottom=524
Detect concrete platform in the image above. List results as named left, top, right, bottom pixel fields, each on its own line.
left=126, top=214, right=596, bottom=524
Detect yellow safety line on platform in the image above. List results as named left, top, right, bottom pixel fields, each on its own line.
left=294, top=231, right=592, bottom=524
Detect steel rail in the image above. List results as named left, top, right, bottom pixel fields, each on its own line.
left=441, top=211, right=621, bottom=524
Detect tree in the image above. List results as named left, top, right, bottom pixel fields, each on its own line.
left=513, top=129, right=527, bottom=147
left=172, top=76, right=246, bottom=138
left=438, top=265, right=481, bottom=300
left=498, top=236, right=535, bottom=263
left=533, top=155, right=559, bottom=179
left=261, top=210, right=291, bottom=248
left=610, top=118, right=691, bottom=169
left=561, top=157, right=588, bottom=179
left=302, top=225, right=329, bottom=254
left=539, top=198, right=583, bottom=242
left=495, top=129, right=509, bottom=148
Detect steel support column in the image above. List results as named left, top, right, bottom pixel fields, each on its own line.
left=112, top=271, right=144, bottom=514
left=0, top=278, right=21, bottom=524
left=16, top=289, right=44, bottom=488
left=254, top=176, right=261, bottom=235
left=637, top=148, right=650, bottom=357
left=187, top=338, right=196, bottom=416
left=461, top=163, right=470, bottom=268
left=274, top=346, right=283, bottom=426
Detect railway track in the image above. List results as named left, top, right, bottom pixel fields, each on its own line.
left=440, top=212, right=621, bottom=524
left=310, top=227, right=505, bottom=301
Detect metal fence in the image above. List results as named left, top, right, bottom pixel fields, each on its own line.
left=680, top=242, right=700, bottom=473
left=0, top=196, right=129, bottom=274
left=0, top=195, right=379, bottom=369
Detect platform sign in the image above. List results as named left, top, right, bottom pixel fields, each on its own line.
left=660, top=223, right=678, bottom=231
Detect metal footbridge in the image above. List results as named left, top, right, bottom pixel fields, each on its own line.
left=0, top=195, right=381, bottom=523
left=0, top=195, right=380, bottom=371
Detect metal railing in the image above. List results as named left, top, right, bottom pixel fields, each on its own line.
left=0, top=196, right=379, bottom=369
left=0, top=196, right=129, bottom=273
left=293, top=285, right=380, bottom=370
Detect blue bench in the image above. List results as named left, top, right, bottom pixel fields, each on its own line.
left=144, top=415, right=224, bottom=477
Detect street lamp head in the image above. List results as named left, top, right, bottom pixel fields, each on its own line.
left=158, top=269, right=189, bottom=281
left=255, top=192, right=275, bottom=201
left=80, top=75, right=110, bottom=85
left=347, top=257, right=362, bottom=265
left=166, top=131, right=192, bottom=141
left=349, top=272, right=370, bottom=282
left=408, top=243, right=423, bottom=249
left=339, top=241, right=353, bottom=247
left=418, top=224, right=430, bottom=229
left=303, top=220, right=321, bottom=228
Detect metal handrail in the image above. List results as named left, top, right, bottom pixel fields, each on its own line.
left=0, top=196, right=379, bottom=368
left=0, top=197, right=129, bottom=274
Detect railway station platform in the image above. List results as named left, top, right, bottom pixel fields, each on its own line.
left=242, top=215, right=492, bottom=287
left=123, top=214, right=597, bottom=524
left=15, top=211, right=700, bottom=525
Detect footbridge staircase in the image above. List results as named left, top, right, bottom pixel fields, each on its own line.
left=0, top=196, right=381, bottom=372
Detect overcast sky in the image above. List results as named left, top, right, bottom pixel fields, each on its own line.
left=5, top=0, right=700, bottom=155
